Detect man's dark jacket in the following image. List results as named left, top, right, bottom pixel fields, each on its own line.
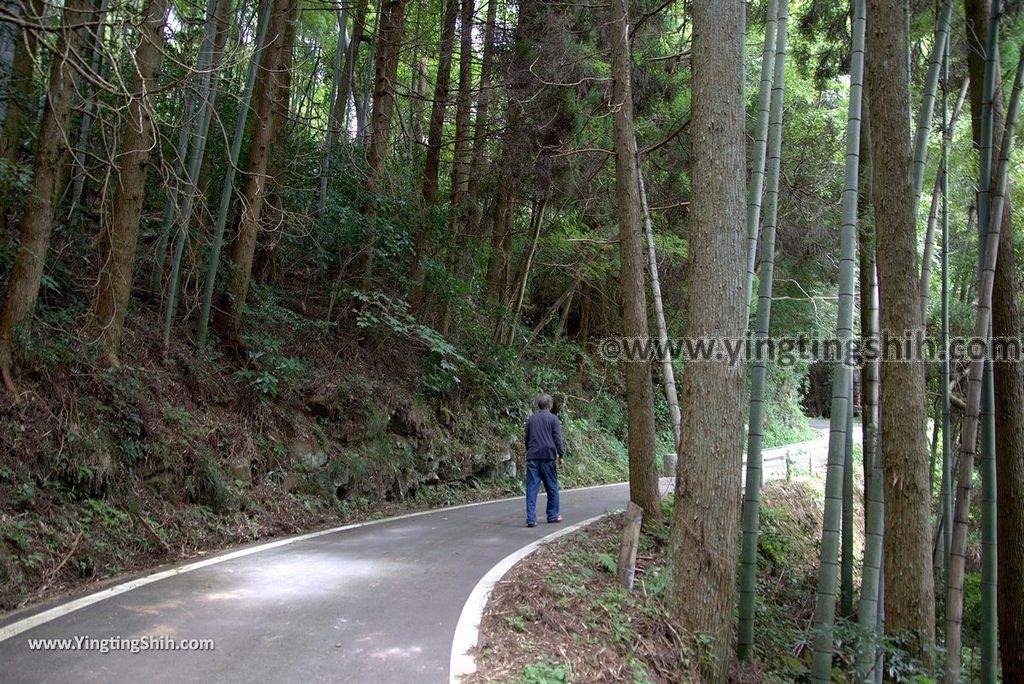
left=524, top=410, right=565, bottom=461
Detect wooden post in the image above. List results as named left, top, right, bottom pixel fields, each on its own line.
left=617, top=502, right=644, bottom=589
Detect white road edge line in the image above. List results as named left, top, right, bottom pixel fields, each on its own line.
left=445, top=435, right=833, bottom=682
left=0, top=481, right=628, bottom=643
left=448, top=511, right=616, bottom=684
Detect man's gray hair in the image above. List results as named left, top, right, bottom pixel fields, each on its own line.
left=536, top=393, right=553, bottom=410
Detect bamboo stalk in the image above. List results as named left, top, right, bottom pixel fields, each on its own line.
left=737, top=0, right=787, bottom=661
left=638, top=159, right=681, bottom=453
left=196, top=0, right=273, bottom=350
left=945, top=23, right=1024, bottom=684
left=743, top=0, right=779, bottom=306
left=810, top=0, right=864, bottom=678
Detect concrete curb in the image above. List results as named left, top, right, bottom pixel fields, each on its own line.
left=448, top=512, right=615, bottom=683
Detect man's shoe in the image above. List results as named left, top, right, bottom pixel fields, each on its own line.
left=527, top=522, right=537, bottom=527
left=548, top=516, right=562, bottom=523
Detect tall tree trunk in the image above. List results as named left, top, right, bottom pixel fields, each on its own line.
left=354, top=29, right=374, bottom=141
left=464, top=0, right=499, bottom=236
left=0, top=0, right=96, bottom=390
left=666, top=1, right=746, bottom=680
left=245, top=0, right=281, bottom=140
left=196, top=0, right=274, bottom=349
left=152, top=0, right=231, bottom=293
left=410, top=55, right=427, bottom=146
left=161, top=0, right=235, bottom=347
left=407, top=0, right=459, bottom=311
left=334, top=0, right=368, bottom=137
left=211, top=0, right=295, bottom=344
left=447, top=0, right=474, bottom=234
left=857, top=250, right=885, bottom=680
left=90, top=0, right=168, bottom=366
left=855, top=96, right=887, bottom=684
left=315, top=5, right=347, bottom=217
left=485, top=155, right=515, bottom=308
left=0, top=0, right=45, bottom=232
left=866, top=0, right=935, bottom=664
left=956, top=2, right=1024, bottom=678
left=150, top=90, right=197, bottom=296
left=261, top=0, right=296, bottom=258
left=503, top=193, right=547, bottom=346
left=607, top=0, right=659, bottom=522
left=990, top=88, right=1024, bottom=684
left=435, top=0, right=477, bottom=335
left=737, top=0, right=787, bottom=660
left=358, top=0, right=407, bottom=286
left=947, top=6, right=1001, bottom=680
left=810, top=1, right=863, bottom=677
left=855, top=96, right=885, bottom=682
left=189, top=0, right=235, bottom=237
left=66, top=0, right=109, bottom=225
left=858, top=104, right=878, bottom=486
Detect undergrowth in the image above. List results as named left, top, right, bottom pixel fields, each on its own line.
left=471, top=481, right=946, bottom=683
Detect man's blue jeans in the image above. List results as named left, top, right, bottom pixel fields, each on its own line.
left=525, top=458, right=560, bottom=524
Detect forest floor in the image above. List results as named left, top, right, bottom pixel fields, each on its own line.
left=463, top=510, right=697, bottom=684
left=0, top=294, right=636, bottom=613
left=468, top=454, right=866, bottom=683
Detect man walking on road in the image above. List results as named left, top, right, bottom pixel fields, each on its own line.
left=524, top=393, right=565, bottom=527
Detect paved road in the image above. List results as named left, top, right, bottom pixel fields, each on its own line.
left=0, top=484, right=640, bottom=684
left=0, top=422, right=848, bottom=684
left=744, top=418, right=862, bottom=484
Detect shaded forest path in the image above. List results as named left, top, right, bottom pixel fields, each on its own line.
left=0, top=424, right=839, bottom=684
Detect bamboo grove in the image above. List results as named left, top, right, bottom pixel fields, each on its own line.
left=0, top=0, right=1022, bottom=680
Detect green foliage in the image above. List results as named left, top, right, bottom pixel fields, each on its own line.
left=0, top=160, right=33, bottom=267
left=478, top=507, right=691, bottom=682
left=752, top=361, right=817, bottom=449
left=352, top=290, right=474, bottom=395
left=517, top=659, right=569, bottom=684
left=961, top=571, right=983, bottom=647
left=234, top=289, right=318, bottom=399
left=79, top=499, right=130, bottom=530
left=0, top=517, right=32, bottom=551
left=596, top=552, right=617, bottom=574
left=14, top=305, right=78, bottom=368
left=185, top=454, right=234, bottom=511
left=96, top=369, right=145, bottom=464
left=558, top=420, right=628, bottom=488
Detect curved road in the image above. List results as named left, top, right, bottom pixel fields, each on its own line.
left=0, top=423, right=845, bottom=684
left=0, top=484, right=635, bottom=684
left=745, top=418, right=862, bottom=485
